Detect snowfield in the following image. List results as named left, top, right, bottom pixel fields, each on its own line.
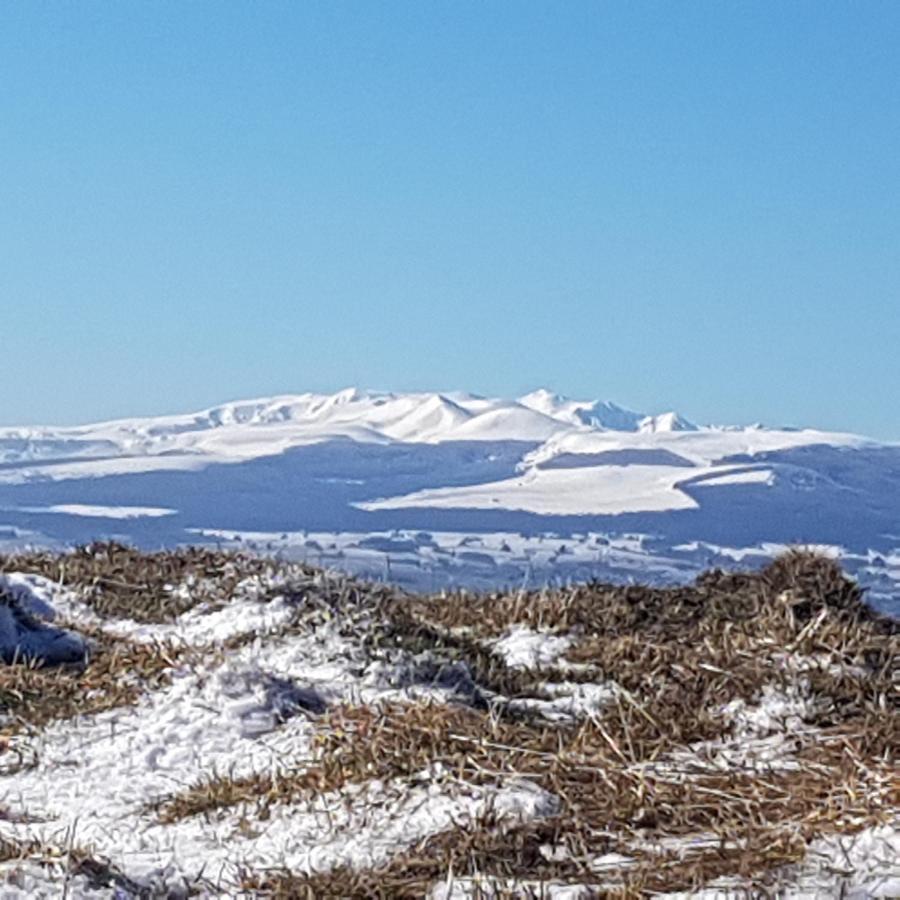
left=0, top=387, right=897, bottom=618
left=0, top=547, right=896, bottom=897
left=358, top=463, right=701, bottom=515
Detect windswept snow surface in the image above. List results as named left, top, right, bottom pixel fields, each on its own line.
left=0, top=387, right=865, bottom=476
left=0, top=387, right=897, bottom=615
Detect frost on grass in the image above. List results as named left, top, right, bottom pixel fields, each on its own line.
left=0, top=545, right=896, bottom=897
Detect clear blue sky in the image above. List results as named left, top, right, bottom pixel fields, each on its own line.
left=1, top=1, right=898, bottom=437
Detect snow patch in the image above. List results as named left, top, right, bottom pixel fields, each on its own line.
left=489, top=626, right=572, bottom=670
left=12, top=504, right=177, bottom=519
left=359, top=465, right=698, bottom=516
left=0, top=575, right=90, bottom=665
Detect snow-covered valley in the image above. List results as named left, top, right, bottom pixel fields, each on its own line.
left=0, top=388, right=897, bottom=615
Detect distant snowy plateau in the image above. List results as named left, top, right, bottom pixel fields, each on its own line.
left=1, top=388, right=898, bottom=615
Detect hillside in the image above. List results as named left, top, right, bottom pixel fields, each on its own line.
left=0, top=545, right=896, bottom=897
left=0, top=388, right=897, bottom=618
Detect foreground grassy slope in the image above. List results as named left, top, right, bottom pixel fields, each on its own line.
left=0, top=544, right=896, bottom=897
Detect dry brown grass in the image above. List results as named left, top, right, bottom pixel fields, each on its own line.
left=232, top=708, right=895, bottom=897
left=239, top=823, right=811, bottom=898
left=0, top=541, right=277, bottom=622
left=0, top=628, right=185, bottom=738
left=2, top=546, right=895, bottom=895
left=0, top=835, right=43, bottom=863
left=158, top=551, right=897, bottom=895
left=162, top=695, right=895, bottom=892
left=397, top=550, right=892, bottom=643
left=386, top=550, right=896, bottom=739
left=0, top=542, right=392, bottom=742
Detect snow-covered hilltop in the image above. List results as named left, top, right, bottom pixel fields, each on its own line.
left=0, top=388, right=896, bottom=616
left=0, top=387, right=699, bottom=468
left=0, top=386, right=871, bottom=481
left=1, top=547, right=896, bottom=896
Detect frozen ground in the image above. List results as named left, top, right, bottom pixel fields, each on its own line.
left=0, top=550, right=896, bottom=897
left=0, top=387, right=897, bottom=616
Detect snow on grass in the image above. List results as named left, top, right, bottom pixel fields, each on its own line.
left=654, top=682, right=821, bottom=776
left=784, top=824, right=900, bottom=896
left=505, top=680, right=620, bottom=723
left=0, top=547, right=896, bottom=896
left=654, top=825, right=900, bottom=899
left=0, top=577, right=554, bottom=893
left=723, top=681, right=818, bottom=739
left=488, top=625, right=572, bottom=670
left=0, top=626, right=407, bottom=888
left=98, top=584, right=299, bottom=646
left=0, top=572, right=102, bottom=626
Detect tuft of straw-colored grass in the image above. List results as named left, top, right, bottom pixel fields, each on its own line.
left=175, top=552, right=897, bottom=894
left=0, top=541, right=279, bottom=622
left=0, top=629, right=187, bottom=736
left=4, top=546, right=896, bottom=895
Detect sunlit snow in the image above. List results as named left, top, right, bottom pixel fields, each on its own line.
left=0, top=387, right=896, bottom=615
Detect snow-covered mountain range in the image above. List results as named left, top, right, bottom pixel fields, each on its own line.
left=0, top=388, right=696, bottom=467
left=0, top=388, right=897, bottom=614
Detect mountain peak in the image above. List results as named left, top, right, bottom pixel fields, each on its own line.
left=518, top=390, right=645, bottom=431
left=638, top=412, right=698, bottom=433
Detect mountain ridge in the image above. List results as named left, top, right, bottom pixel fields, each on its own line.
left=0, top=388, right=877, bottom=472
left=0, top=387, right=896, bottom=620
